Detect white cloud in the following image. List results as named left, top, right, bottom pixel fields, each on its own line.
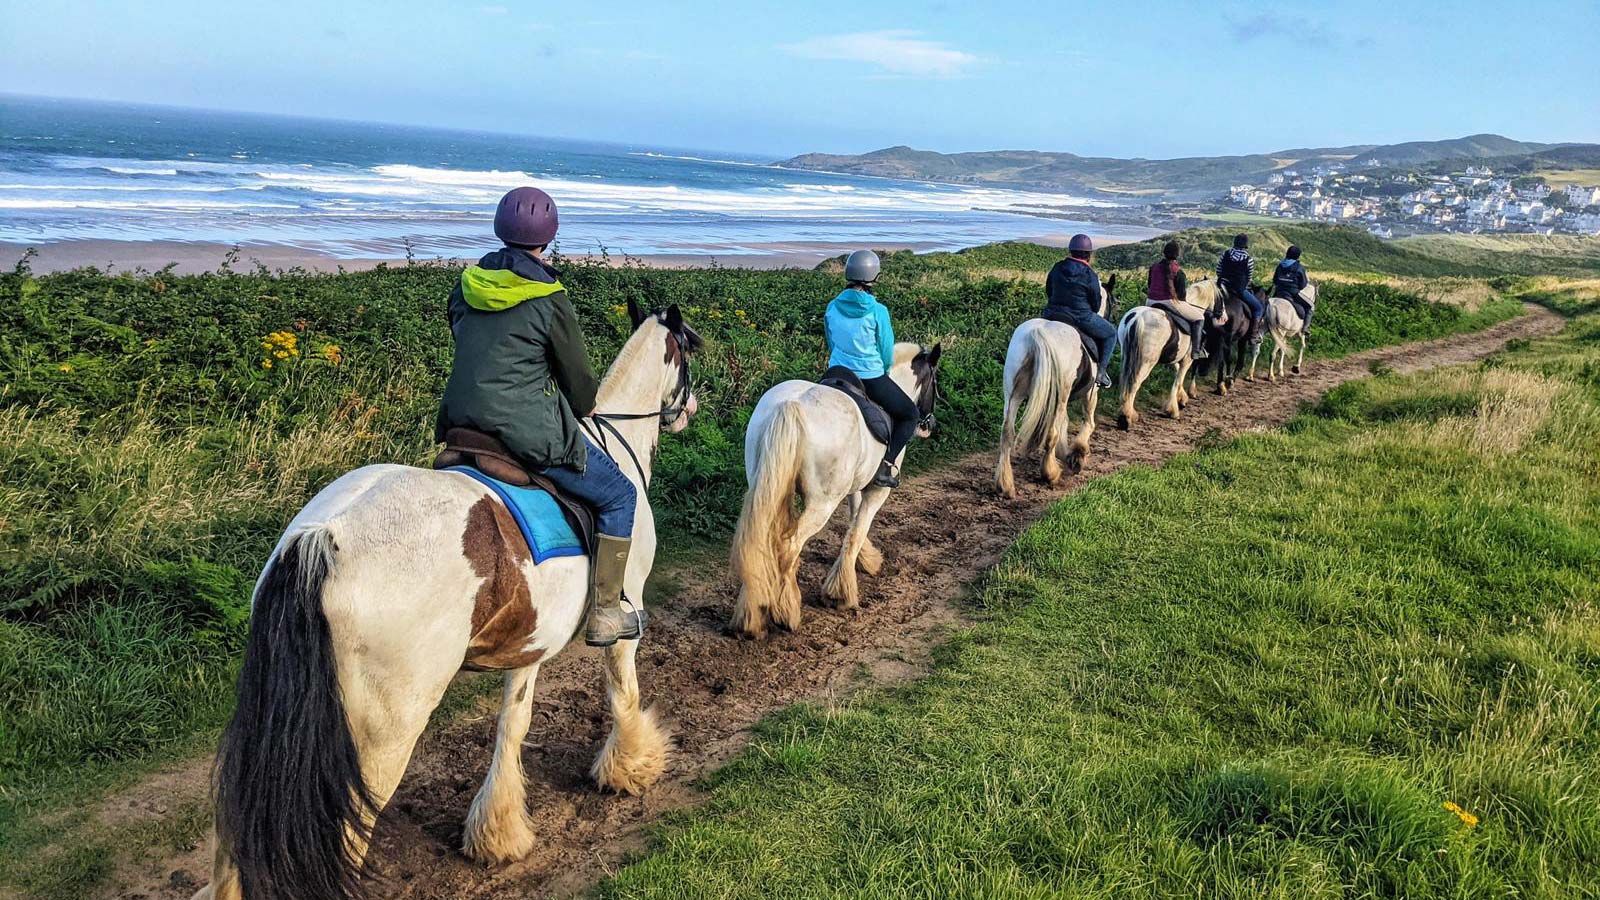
left=479, top=4, right=509, bottom=14
left=782, top=30, right=978, bottom=78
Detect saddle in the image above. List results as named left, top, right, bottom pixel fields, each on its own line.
left=1287, top=295, right=1314, bottom=325
left=433, top=427, right=597, bottom=553
left=818, top=366, right=893, bottom=445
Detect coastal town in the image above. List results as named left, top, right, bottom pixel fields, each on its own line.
left=1226, top=163, right=1600, bottom=236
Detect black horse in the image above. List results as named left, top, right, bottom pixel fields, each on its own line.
left=1201, top=283, right=1266, bottom=394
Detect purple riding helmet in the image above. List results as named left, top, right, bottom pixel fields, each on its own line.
left=1068, top=233, right=1094, bottom=255
left=494, top=187, right=559, bottom=248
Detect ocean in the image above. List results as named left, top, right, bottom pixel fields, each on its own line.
left=0, top=95, right=1155, bottom=260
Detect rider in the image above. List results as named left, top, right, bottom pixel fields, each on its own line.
left=436, top=186, right=644, bottom=647
left=1271, top=244, right=1313, bottom=334
left=1216, top=234, right=1263, bottom=340
left=1146, top=240, right=1208, bottom=359
left=825, top=249, right=918, bottom=489
left=1043, top=234, right=1116, bottom=388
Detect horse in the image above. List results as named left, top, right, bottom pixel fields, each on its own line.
left=1114, top=278, right=1218, bottom=429
left=994, top=274, right=1116, bottom=499
left=191, top=299, right=702, bottom=900
left=729, top=342, right=942, bottom=639
left=1251, top=283, right=1318, bottom=381
left=1201, top=282, right=1263, bottom=395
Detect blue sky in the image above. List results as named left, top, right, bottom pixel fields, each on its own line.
left=3, top=0, right=1596, bottom=158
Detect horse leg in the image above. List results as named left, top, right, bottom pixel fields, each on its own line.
left=775, top=498, right=838, bottom=630
left=996, top=385, right=1025, bottom=498
left=823, top=487, right=891, bottom=609
left=1294, top=333, right=1305, bottom=374
left=1065, top=383, right=1097, bottom=474
left=1246, top=337, right=1261, bottom=382
left=591, top=639, right=670, bottom=795
left=1040, top=393, right=1071, bottom=485
left=848, top=492, right=884, bottom=574
left=1166, top=360, right=1185, bottom=418
left=463, top=664, right=542, bottom=863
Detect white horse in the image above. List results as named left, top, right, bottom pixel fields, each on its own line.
left=1252, top=283, right=1318, bottom=381
left=994, top=275, right=1113, bottom=499
left=1115, top=279, right=1218, bottom=429
left=729, top=343, right=942, bottom=639
left=193, top=301, right=700, bottom=900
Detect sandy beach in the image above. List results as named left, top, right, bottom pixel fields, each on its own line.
left=2, top=231, right=1151, bottom=275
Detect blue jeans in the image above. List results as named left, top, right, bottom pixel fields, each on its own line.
left=538, top=435, right=638, bottom=538
left=1236, top=286, right=1264, bottom=321
left=1075, top=312, right=1117, bottom=375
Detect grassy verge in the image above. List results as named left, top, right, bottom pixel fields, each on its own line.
left=599, top=294, right=1600, bottom=899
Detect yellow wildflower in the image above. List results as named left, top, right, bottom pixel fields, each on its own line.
left=261, top=359, right=273, bottom=369
left=58, top=364, right=73, bottom=373
left=1442, top=801, right=1478, bottom=829
left=274, top=350, right=289, bottom=360
left=322, top=344, right=343, bottom=366
left=612, top=304, right=627, bottom=316
left=736, top=309, right=747, bottom=317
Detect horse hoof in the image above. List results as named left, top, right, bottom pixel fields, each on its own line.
left=1117, top=414, right=1130, bottom=431
left=1292, top=365, right=1301, bottom=374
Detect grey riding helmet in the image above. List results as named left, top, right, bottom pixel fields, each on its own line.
left=844, top=249, right=881, bottom=284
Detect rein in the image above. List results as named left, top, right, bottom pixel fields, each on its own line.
left=581, top=343, right=693, bottom=489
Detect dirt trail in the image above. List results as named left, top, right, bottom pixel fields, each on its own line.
left=108, top=307, right=1561, bottom=900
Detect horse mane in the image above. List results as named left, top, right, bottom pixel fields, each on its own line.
left=891, top=341, right=924, bottom=368
left=601, top=317, right=668, bottom=382
left=1186, top=278, right=1218, bottom=307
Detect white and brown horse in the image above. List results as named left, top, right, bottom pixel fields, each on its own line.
left=1251, top=283, right=1318, bottom=381
left=1115, top=278, right=1218, bottom=429
left=729, top=343, right=942, bottom=639
left=994, top=275, right=1114, bottom=498
left=193, top=300, right=701, bottom=900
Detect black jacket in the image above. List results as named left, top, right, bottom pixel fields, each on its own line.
left=436, top=248, right=600, bottom=471
left=1271, top=259, right=1308, bottom=299
left=1042, top=257, right=1104, bottom=324
left=1216, top=248, right=1255, bottom=291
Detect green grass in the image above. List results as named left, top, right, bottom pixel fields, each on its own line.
left=1534, top=168, right=1600, bottom=189
left=599, top=298, right=1600, bottom=899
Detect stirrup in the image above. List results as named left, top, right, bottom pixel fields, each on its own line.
left=584, top=594, right=647, bottom=647
left=870, top=462, right=900, bottom=489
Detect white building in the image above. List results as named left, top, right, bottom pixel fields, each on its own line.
left=1564, top=184, right=1600, bottom=207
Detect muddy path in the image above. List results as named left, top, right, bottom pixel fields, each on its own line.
left=109, top=307, right=1561, bottom=900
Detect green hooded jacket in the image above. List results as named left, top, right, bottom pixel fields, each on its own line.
left=435, top=247, right=600, bottom=471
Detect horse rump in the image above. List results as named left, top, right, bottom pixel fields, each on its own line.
left=214, top=526, right=376, bottom=900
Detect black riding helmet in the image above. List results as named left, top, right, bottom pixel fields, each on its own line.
left=1286, top=245, right=1302, bottom=260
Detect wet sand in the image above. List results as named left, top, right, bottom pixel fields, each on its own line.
left=2, top=231, right=1152, bottom=275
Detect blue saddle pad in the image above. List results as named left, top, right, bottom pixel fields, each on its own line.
left=446, top=466, right=585, bottom=565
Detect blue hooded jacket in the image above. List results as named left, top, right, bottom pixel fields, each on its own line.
left=825, top=288, right=895, bottom=379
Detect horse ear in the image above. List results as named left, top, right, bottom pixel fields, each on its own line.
left=1107, top=272, right=1118, bottom=291
left=627, top=297, right=647, bottom=328
left=664, top=303, right=684, bottom=332
left=927, top=343, right=942, bottom=367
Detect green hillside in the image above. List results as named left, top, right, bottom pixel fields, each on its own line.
left=779, top=135, right=1580, bottom=200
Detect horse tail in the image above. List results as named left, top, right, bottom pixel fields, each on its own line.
left=1015, top=328, right=1065, bottom=455
left=214, top=525, right=376, bottom=900
left=1118, top=310, right=1144, bottom=395
left=730, top=400, right=806, bottom=637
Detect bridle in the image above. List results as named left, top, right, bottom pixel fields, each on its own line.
left=581, top=330, right=694, bottom=489
left=913, top=345, right=942, bottom=434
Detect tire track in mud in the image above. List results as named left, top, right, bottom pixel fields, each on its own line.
left=112, top=306, right=1561, bottom=900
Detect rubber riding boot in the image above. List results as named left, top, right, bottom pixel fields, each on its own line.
left=871, top=459, right=900, bottom=489
left=584, top=534, right=646, bottom=647
left=1096, top=371, right=1113, bottom=389
left=1191, top=330, right=1209, bottom=359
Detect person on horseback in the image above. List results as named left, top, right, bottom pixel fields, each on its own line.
left=825, top=249, right=918, bottom=489
left=1271, top=244, right=1313, bottom=334
left=436, top=186, right=645, bottom=647
left=1043, top=233, right=1116, bottom=389
left=1216, top=233, right=1263, bottom=340
left=1146, top=240, right=1208, bottom=360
